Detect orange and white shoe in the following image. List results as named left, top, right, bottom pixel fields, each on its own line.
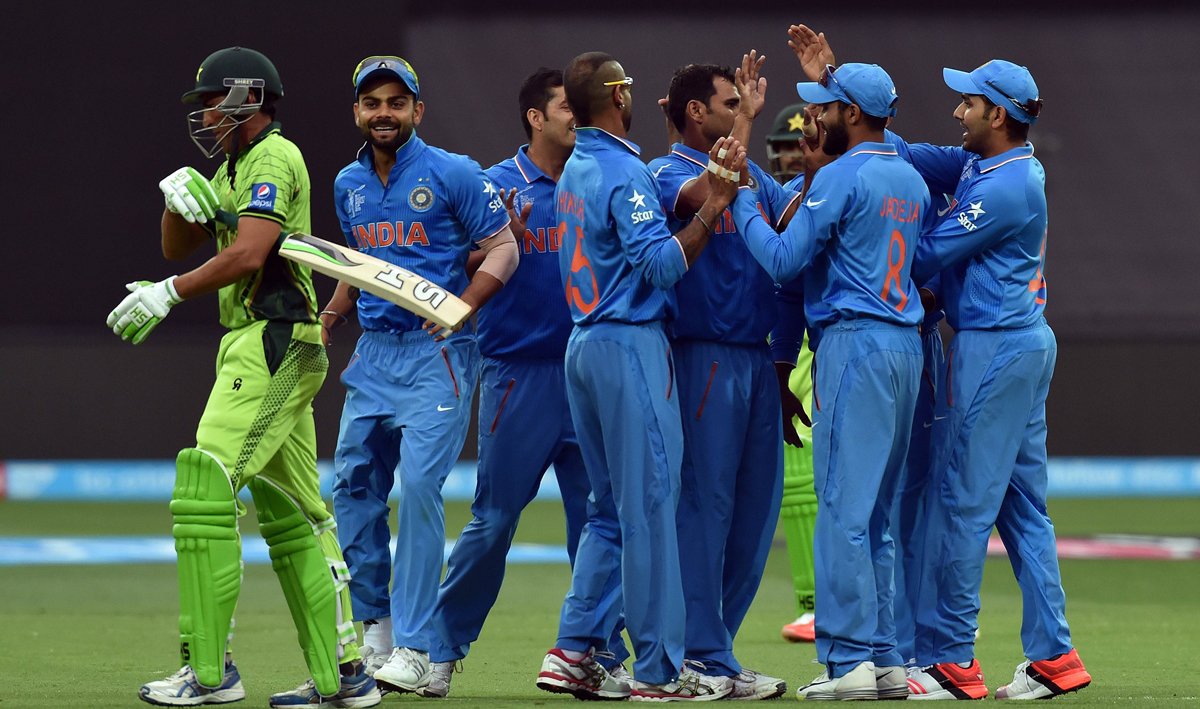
left=781, top=613, right=815, bottom=643
left=995, top=649, right=1091, bottom=700
left=907, top=659, right=988, bottom=700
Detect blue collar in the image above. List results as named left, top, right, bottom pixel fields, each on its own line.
left=669, top=142, right=709, bottom=168
left=575, top=126, right=641, bottom=156
left=978, top=143, right=1034, bottom=174
left=845, top=141, right=898, bottom=159
left=356, top=131, right=427, bottom=172
left=514, top=145, right=551, bottom=184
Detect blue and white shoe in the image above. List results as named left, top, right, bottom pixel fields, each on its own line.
left=138, top=663, right=246, bottom=706
left=268, top=666, right=382, bottom=708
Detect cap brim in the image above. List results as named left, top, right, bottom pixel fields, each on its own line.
left=796, top=81, right=838, bottom=105
left=942, top=68, right=981, bottom=95
left=356, top=68, right=417, bottom=97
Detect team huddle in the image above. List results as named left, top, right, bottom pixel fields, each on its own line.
left=107, top=22, right=1092, bottom=707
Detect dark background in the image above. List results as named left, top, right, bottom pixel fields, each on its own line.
left=2, top=1, right=1197, bottom=458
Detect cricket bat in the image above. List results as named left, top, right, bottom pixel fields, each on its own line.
left=278, top=232, right=472, bottom=331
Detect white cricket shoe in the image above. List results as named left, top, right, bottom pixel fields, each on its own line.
left=874, top=665, right=908, bottom=700
left=372, top=647, right=431, bottom=693
left=138, top=663, right=245, bottom=706
left=796, top=661, right=877, bottom=701
left=995, top=649, right=1091, bottom=700
left=728, top=668, right=787, bottom=700
left=537, top=647, right=631, bottom=700
left=630, top=662, right=733, bottom=701
left=415, top=661, right=458, bottom=698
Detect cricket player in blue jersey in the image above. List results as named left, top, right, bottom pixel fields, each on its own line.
left=884, top=62, right=1091, bottom=701
left=425, top=67, right=627, bottom=698
left=534, top=51, right=743, bottom=702
left=318, top=56, right=520, bottom=696
left=647, top=58, right=801, bottom=701
left=730, top=63, right=928, bottom=701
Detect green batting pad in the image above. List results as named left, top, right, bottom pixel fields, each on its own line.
left=249, top=478, right=343, bottom=697
left=781, top=442, right=817, bottom=616
left=170, top=448, right=241, bottom=689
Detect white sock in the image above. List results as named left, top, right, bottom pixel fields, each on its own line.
left=363, top=617, right=393, bottom=653
left=559, top=648, right=588, bottom=661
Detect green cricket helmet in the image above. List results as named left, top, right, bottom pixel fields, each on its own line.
left=183, top=47, right=283, bottom=158
left=765, top=102, right=814, bottom=183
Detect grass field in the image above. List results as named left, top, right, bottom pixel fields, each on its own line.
left=1, top=497, right=1198, bottom=707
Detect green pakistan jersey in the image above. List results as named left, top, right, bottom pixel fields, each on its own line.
left=209, top=122, right=318, bottom=330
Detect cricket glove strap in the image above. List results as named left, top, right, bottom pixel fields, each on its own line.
left=160, top=167, right=219, bottom=224
left=106, top=276, right=182, bottom=345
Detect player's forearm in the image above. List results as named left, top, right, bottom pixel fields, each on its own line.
left=675, top=197, right=728, bottom=265
left=161, top=210, right=211, bottom=261
left=733, top=191, right=811, bottom=282
left=731, top=112, right=755, bottom=152
left=172, top=218, right=278, bottom=300
left=320, top=281, right=358, bottom=331
left=458, top=271, right=504, bottom=312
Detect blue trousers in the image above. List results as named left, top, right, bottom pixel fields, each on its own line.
left=332, top=330, right=479, bottom=651
left=914, top=320, right=1073, bottom=664
left=673, top=339, right=783, bottom=676
left=430, top=356, right=627, bottom=665
left=811, top=321, right=921, bottom=678
left=892, top=325, right=945, bottom=664
left=557, top=322, right=685, bottom=685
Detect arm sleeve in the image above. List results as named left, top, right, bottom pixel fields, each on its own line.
left=886, top=129, right=970, bottom=197
left=612, top=166, right=688, bottom=290
left=445, top=157, right=512, bottom=242
left=236, top=149, right=294, bottom=225
left=650, top=159, right=698, bottom=218
left=333, top=176, right=354, bottom=247
left=912, top=177, right=1024, bottom=283
left=474, top=228, right=520, bottom=283
left=731, top=169, right=843, bottom=283
left=756, top=167, right=802, bottom=229
left=770, top=275, right=808, bottom=363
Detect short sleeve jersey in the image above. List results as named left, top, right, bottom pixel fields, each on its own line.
left=334, top=133, right=510, bottom=333
left=555, top=128, right=688, bottom=326
left=208, top=123, right=318, bottom=330
left=889, top=132, right=1049, bottom=331
left=479, top=147, right=573, bottom=358
left=647, top=143, right=801, bottom=344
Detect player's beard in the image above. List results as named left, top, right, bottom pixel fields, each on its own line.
left=621, top=104, right=632, bottom=132
left=822, top=113, right=850, bottom=156
left=362, top=119, right=413, bottom=152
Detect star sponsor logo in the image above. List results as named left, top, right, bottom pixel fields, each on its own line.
left=483, top=180, right=503, bottom=212
left=957, top=201, right=985, bottom=231
left=628, top=189, right=655, bottom=224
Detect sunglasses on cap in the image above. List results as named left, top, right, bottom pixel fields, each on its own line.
left=817, top=64, right=860, bottom=107
left=983, top=78, right=1042, bottom=119
left=352, top=56, right=419, bottom=91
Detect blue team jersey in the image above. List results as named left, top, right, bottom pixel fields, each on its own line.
left=733, top=142, right=929, bottom=330
left=478, top=147, right=573, bottom=358
left=556, top=127, right=689, bottom=326
left=648, top=143, right=801, bottom=344
left=334, top=133, right=510, bottom=333
left=889, top=134, right=1049, bottom=331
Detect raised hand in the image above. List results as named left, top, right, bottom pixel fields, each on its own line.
left=734, top=49, right=768, bottom=120
left=704, top=136, right=747, bottom=207
left=160, top=167, right=219, bottom=224
left=503, top=187, right=533, bottom=237
left=787, top=24, right=836, bottom=81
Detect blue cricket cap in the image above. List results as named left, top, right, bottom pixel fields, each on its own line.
left=943, top=60, right=1041, bottom=124
left=796, top=63, right=898, bottom=118
left=353, top=56, right=420, bottom=100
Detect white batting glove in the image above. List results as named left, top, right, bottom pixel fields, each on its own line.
left=160, top=167, right=219, bottom=223
left=106, top=277, right=182, bottom=345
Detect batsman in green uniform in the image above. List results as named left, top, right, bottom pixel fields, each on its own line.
left=766, top=103, right=820, bottom=644
left=107, top=47, right=380, bottom=708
